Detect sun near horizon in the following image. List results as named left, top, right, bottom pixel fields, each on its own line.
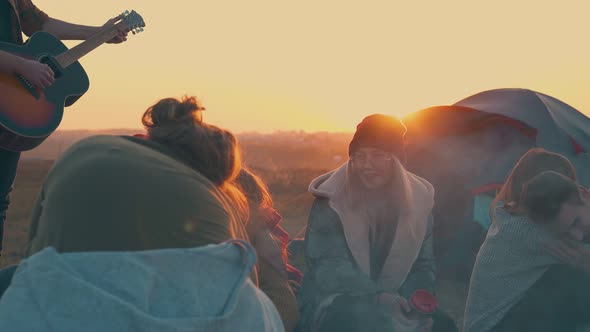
left=32, top=0, right=590, bottom=134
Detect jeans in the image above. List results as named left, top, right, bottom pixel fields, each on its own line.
left=0, top=149, right=20, bottom=250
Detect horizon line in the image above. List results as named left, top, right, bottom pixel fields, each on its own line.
left=53, top=128, right=356, bottom=135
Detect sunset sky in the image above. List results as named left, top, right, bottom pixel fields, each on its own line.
left=35, top=0, right=590, bottom=133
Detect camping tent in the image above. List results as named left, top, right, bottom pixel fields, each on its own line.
left=402, top=88, right=590, bottom=281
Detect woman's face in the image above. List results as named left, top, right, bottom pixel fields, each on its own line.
left=350, top=147, right=394, bottom=190
left=548, top=189, right=590, bottom=242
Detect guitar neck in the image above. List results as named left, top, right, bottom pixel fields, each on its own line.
left=54, top=22, right=126, bottom=68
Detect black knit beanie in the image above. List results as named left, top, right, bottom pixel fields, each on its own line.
left=348, top=114, right=406, bottom=157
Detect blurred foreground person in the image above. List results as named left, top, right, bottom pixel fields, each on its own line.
left=0, top=96, right=284, bottom=331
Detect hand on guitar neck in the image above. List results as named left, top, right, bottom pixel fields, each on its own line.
left=103, top=14, right=131, bottom=44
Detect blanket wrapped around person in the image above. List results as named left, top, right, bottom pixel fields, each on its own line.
left=0, top=240, right=284, bottom=331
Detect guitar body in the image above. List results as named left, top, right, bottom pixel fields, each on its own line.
left=0, top=32, right=89, bottom=151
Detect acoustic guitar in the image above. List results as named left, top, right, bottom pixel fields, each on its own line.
left=0, top=10, right=145, bottom=151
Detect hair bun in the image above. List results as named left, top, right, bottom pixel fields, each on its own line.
left=175, top=96, right=205, bottom=119
left=142, top=96, right=205, bottom=128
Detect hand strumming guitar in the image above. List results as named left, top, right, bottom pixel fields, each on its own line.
left=17, top=58, right=55, bottom=89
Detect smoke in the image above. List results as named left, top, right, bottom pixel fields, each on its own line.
left=404, top=123, right=536, bottom=262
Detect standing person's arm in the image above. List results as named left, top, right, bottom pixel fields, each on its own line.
left=0, top=51, right=53, bottom=88
left=1, top=0, right=52, bottom=87
left=15, top=0, right=48, bottom=36
left=41, top=16, right=128, bottom=43
left=4, top=1, right=128, bottom=88
left=18, top=0, right=128, bottom=43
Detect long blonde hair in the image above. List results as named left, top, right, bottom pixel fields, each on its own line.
left=235, top=167, right=273, bottom=210
left=490, top=148, right=577, bottom=217
left=346, top=156, right=410, bottom=222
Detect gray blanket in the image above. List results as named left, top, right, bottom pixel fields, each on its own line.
left=463, top=207, right=560, bottom=332
left=0, top=240, right=284, bottom=332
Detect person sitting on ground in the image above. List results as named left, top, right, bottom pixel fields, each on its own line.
left=136, top=95, right=250, bottom=240
left=137, top=96, right=308, bottom=328
left=25, top=96, right=247, bottom=255
left=297, top=114, right=457, bottom=332
left=463, top=148, right=590, bottom=332
left=0, top=96, right=284, bottom=330
left=234, top=167, right=303, bottom=331
left=485, top=171, right=590, bottom=332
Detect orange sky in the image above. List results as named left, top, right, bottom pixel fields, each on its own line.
left=35, top=0, right=590, bottom=133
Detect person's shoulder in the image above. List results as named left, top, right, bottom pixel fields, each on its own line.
left=490, top=206, right=552, bottom=242
left=118, top=135, right=182, bottom=161
left=492, top=206, right=528, bottom=224
left=68, top=135, right=163, bottom=156
left=66, top=135, right=131, bottom=150
left=119, top=134, right=152, bottom=147
left=405, top=170, right=436, bottom=211
left=14, top=0, right=44, bottom=17
left=308, top=198, right=342, bottom=231
left=310, top=197, right=335, bottom=216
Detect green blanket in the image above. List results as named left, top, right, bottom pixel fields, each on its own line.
left=27, top=135, right=234, bottom=255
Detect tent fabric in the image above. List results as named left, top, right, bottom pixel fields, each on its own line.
left=404, top=88, right=590, bottom=190
left=458, top=89, right=590, bottom=187
left=404, top=107, right=538, bottom=192
left=402, top=88, right=590, bottom=280
left=470, top=183, right=502, bottom=196
left=403, top=105, right=538, bottom=139
left=454, top=88, right=590, bottom=156
left=472, top=194, right=494, bottom=230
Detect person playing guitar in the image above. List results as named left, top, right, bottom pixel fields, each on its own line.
left=0, top=0, right=130, bottom=256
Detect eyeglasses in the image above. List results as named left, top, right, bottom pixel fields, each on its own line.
left=349, top=152, right=393, bottom=165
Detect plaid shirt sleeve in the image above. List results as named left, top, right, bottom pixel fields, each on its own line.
left=15, top=0, right=49, bottom=36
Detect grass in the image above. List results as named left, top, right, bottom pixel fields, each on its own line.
left=2, top=160, right=467, bottom=328
left=2, top=160, right=53, bottom=267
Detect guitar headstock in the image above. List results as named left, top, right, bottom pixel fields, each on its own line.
left=121, top=10, right=146, bottom=34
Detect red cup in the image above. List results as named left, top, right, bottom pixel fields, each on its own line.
left=410, top=289, right=437, bottom=316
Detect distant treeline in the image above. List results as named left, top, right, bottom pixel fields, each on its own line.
left=23, top=130, right=353, bottom=170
